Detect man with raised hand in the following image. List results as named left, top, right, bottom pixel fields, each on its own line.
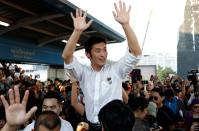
left=63, top=1, right=141, bottom=131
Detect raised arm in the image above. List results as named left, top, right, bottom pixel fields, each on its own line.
left=71, top=80, right=85, bottom=116
left=62, top=9, right=93, bottom=64
left=0, top=85, right=37, bottom=131
left=113, top=1, right=142, bottom=57
left=122, top=88, right=129, bottom=104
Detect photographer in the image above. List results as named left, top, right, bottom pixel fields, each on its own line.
left=186, top=69, right=199, bottom=112
left=187, top=69, right=199, bottom=97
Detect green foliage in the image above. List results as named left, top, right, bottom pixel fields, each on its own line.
left=157, top=65, right=176, bottom=81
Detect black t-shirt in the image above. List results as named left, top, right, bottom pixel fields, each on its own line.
left=157, top=105, right=175, bottom=131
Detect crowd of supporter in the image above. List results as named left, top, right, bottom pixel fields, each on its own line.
left=0, top=63, right=199, bottom=131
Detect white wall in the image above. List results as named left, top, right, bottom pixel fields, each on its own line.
left=136, top=65, right=157, bottom=80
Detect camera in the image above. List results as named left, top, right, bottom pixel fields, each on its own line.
left=187, top=69, right=199, bottom=97
left=187, top=69, right=199, bottom=85
left=147, top=115, right=163, bottom=131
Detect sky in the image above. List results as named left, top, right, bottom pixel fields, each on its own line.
left=68, top=0, right=186, bottom=62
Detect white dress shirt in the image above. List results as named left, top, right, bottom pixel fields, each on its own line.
left=23, top=117, right=73, bottom=131
left=64, top=50, right=140, bottom=123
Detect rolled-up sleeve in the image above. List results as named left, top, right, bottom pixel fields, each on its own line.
left=64, top=57, right=83, bottom=81
left=114, top=49, right=142, bottom=79
left=125, top=50, right=141, bottom=65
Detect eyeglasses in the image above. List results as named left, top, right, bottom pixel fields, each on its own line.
left=151, top=96, right=158, bottom=101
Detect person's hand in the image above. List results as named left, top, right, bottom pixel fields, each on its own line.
left=113, top=1, right=131, bottom=25
left=0, top=85, right=37, bottom=127
left=76, top=122, right=89, bottom=131
left=190, top=122, right=199, bottom=131
left=71, top=9, right=93, bottom=32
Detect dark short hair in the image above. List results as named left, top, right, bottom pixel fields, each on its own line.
left=151, top=88, right=164, bottom=96
left=34, top=111, right=61, bottom=131
left=129, top=96, right=149, bottom=112
left=164, top=88, right=174, bottom=97
left=122, top=82, right=128, bottom=91
left=54, top=78, right=59, bottom=81
left=98, top=100, right=134, bottom=131
left=84, top=36, right=107, bottom=53
left=43, top=91, right=63, bottom=104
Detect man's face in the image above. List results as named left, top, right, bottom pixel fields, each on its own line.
left=193, top=104, right=199, bottom=113
left=166, top=96, right=174, bottom=102
left=151, top=92, right=163, bottom=106
left=42, top=98, right=62, bottom=115
left=0, top=119, right=5, bottom=129
left=87, top=42, right=107, bottom=69
left=137, top=107, right=148, bottom=119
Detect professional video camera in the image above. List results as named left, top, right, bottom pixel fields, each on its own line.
left=187, top=69, right=199, bottom=85
left=187, top=69, right=199, bottom=97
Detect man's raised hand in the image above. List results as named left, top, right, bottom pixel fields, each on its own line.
left=112, top=1, right=131, bottom=25
left=71, top=9, right=93, bottom=32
